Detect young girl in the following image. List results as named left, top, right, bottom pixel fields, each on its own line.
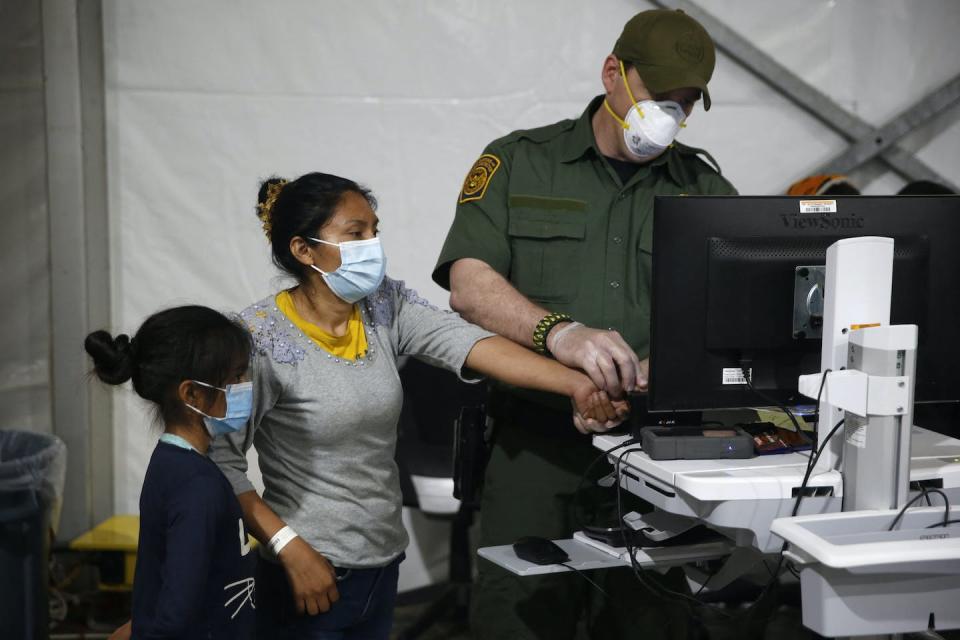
left=86, top=306, right=257, bottom=640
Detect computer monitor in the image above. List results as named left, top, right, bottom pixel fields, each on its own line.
left=648, top=195, right=960, bottom=426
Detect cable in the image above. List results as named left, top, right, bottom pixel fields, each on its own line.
left=690, top=556, right=730, bottom=597
left=572, top=436, right=638, bottom=532
left=807, top=368, right=833, bottom=453
left=748, top=368, right=837, bottom=519
left=791, top=418, right=845, bottom=517
left=574, top=436, right=729, bottom=609
left=603, top=372, right=840, bottom=617
left=727, top=416, right=847, bottom=618
left=741, top=367, right=836, bottom=519
left=725, top=371, right=839, bottom=620
left=740, top=366, right=807, bottom=436
left=560, top=562, right=610, bottom=598
left=889, top=488, right=951, bottom=531
left=926, top=519, right=960, bottom=529
left=612, top=446, right=734, bottom=617
left=743, top=369, right=838, bottom=520
left=599, top=370, right=841, bottom=618
left=759, top=557, right=779, bottom=579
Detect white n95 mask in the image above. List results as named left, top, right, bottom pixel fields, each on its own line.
left=603, top=61, right=687, bottom=162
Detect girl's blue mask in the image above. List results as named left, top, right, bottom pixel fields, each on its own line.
left=185, top=380, right=253, bottom=437
left=308, top=236, right=387, bottom=303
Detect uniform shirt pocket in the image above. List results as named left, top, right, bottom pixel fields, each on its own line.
left=507, top=195, right=587, bottom=303
left=638, top=212, right=653, bottom=255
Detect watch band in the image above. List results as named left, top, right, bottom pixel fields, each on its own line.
left=533, top=312, right=573, bottom=356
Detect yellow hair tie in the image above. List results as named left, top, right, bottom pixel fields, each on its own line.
left=257, top=179, right=288, bottom=240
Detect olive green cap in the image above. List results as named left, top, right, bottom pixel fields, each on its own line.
left=612, top=9, right=716, bottom=110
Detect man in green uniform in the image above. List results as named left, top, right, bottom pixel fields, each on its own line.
left=433, top=9, right=736, bottom=639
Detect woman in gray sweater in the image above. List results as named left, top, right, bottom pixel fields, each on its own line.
left=209, top=172, right=626, bottom=639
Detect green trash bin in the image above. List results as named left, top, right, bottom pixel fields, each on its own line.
left=0, top=430, right=67, bottom=640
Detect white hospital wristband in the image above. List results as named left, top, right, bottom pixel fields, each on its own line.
left=268, top=525, right=299, bottom=557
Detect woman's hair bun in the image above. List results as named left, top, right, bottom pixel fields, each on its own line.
left=257, top=177, right=288, bottom=206
left=256, top=177, right=289, bottom=240
left=84, top=330, right=136, bottom=385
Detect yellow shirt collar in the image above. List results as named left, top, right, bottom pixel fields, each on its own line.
left=275, top=290, right=368, bottom=361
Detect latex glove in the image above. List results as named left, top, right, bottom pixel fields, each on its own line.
left=548, top=322, right=645, bottom=398
left=278, top=536, right=340, bottom=615
left=636, top=358, right=649, bottom=393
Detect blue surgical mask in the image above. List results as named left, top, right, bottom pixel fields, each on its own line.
left=185, top=380, right=253, bottom=437
left=308, top=236, right=387, bottom=303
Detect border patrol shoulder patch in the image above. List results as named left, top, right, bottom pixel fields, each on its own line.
left=459, top=154, right=501, bottom=204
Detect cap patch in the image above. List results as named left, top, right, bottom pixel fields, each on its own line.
left=676, top=31, right=704, bottom=63
left=459, top=154, right=501, bottom=204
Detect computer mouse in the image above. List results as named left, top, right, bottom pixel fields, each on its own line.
left=512, top=536, right=570, bottom=565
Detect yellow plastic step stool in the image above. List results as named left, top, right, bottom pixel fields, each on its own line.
left=70, top=515, right=140, bottom=591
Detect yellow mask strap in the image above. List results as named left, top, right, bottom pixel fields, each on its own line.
left=603, top=99, right=629, bottom=130
left=603, top=60, right=647, bottom=130
left=619, top=60, right=643, bottom=116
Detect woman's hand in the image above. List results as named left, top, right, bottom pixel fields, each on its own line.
left=278, top=537, right=340, bottom=615
left=461, top=335, right=631, bottom=433
left=233, top=493, right=340, bottom=615
left=570, top=379, right=630, bottom=434
left=108, top=620, right=132, bottom=640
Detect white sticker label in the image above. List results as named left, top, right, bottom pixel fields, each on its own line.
left=799, top=199, right=837, bottom=214
left=722, top=368, right=750, bottom=385
left=845, top=422, right=867, bottom=449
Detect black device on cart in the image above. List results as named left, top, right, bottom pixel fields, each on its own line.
left=640, top=425, right=754, bottom=460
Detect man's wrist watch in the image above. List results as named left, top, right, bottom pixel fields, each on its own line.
left=533, top=312, right=573, bottom=356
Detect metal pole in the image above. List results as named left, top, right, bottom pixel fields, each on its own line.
left=816, top=75, right=960, bottom=186
left=42, top=0, right=112, bottom=540
left=651, top=0, right=958, bottom=190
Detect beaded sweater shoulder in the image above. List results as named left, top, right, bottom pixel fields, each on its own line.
left=239, top=276, right=436, bottom=367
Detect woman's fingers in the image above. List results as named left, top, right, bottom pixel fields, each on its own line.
left=572, top=412, right=590, bottom=434
left=282, top=538, right=341, bottom=616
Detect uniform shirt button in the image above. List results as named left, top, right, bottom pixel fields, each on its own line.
left=618, top=193, right=628, bottom=201
left=612, top=236, right=622, bottom=244
left=610, top=281, right=621, bottom=289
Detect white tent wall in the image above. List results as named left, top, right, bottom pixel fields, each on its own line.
left=1, top=0, right=51, bottom=435
left=89, top=0, right=959, bottom=587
